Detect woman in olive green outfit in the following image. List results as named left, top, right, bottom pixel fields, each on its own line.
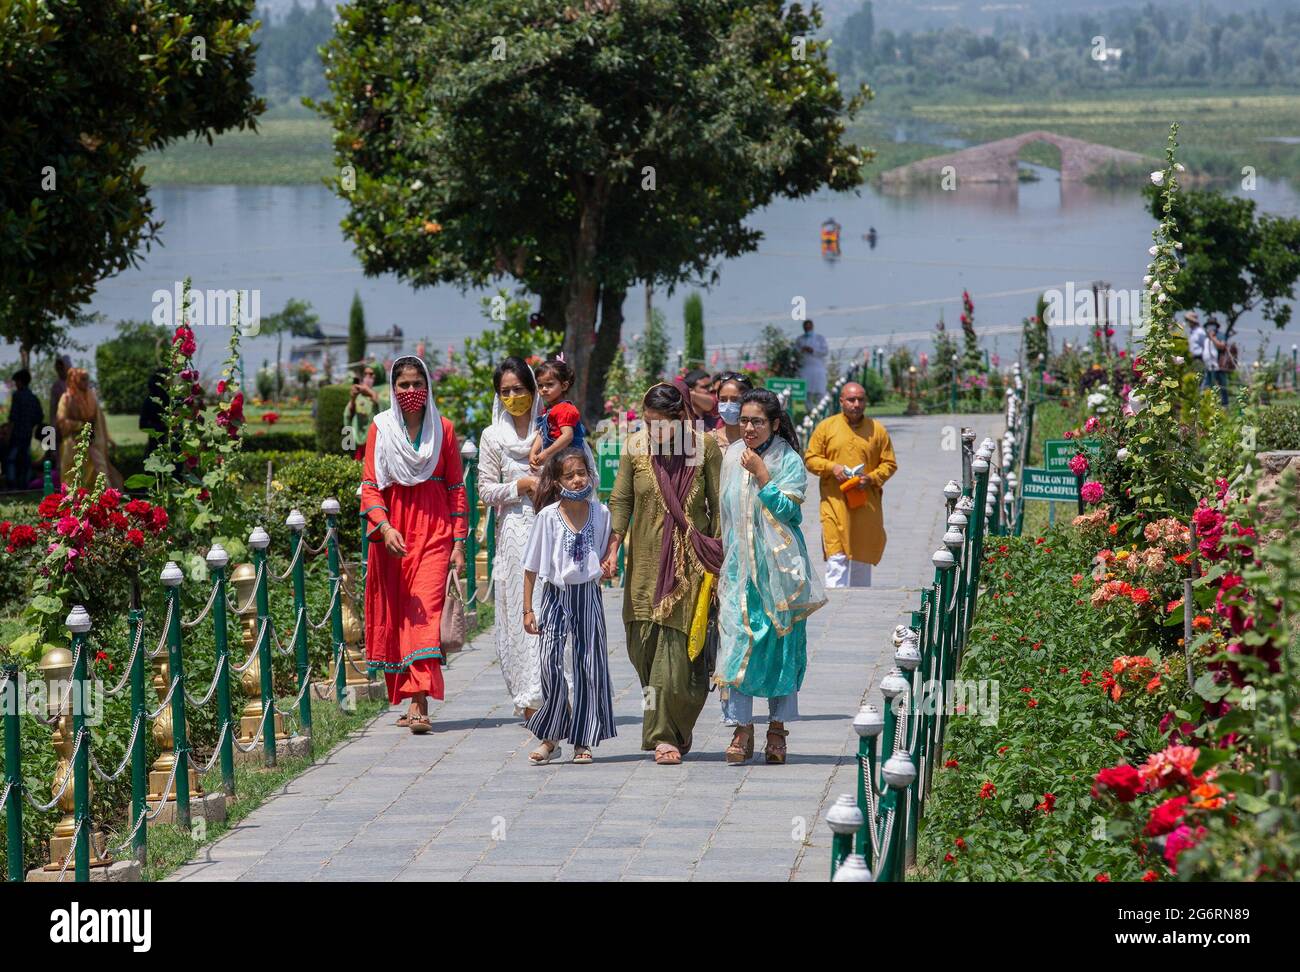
left=604, top=383, right=722, bottom=765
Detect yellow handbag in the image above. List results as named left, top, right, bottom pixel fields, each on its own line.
left=688, top=572, right=716, bottom=662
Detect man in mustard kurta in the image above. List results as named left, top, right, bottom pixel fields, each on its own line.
left=804, top=382, right=898, bottom=588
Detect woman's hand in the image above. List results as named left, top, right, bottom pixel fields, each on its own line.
left=450, top=540, right=466, bottom=575
left=740, top=448, right=770, bottom=486
left=523, top=610, right=540, bottom=636
left=381, top=524, right=407, bottom=557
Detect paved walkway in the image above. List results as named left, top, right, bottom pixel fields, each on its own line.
left=171, top=414, right=977, bottom=882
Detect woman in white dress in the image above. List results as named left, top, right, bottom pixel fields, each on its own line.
left=477, top=357, right=546, bottom=718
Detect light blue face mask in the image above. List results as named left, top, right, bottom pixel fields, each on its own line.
left=718, top=401, right=742, bottom=426
left=559, top=483, right=593, bottom=502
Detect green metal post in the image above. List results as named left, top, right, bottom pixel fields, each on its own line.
left=205, top=548, right=236, bottom=796
left=321, top=499, right=346, bottom=711
left=462, top=443, right=478, bottom=605
left=249, top=530, right=276, bottom=765
left=1075, top=472, right=1085, bottom=516
left=287, top=513, right=312, bottom=736
left=127, top=608, right=148, bottom=862
left=160, top=564, right=191, bottom=830
left=66, top=606, right=92, bottom=881
left=972, top=460, right=987, bottom=626
left=4, top=663, right=22, bottom=882
left=933, top=552, right=956, bottom=758
left=42, top=460, right=53, bottom=497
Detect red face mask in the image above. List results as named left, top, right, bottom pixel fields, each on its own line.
left=396, top=387, right=427, bottom=414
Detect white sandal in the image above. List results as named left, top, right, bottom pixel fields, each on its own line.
left=529, top=740, right=562, bottom=765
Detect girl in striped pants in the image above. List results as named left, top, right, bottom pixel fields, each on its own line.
left=522, top=448, right=618, bottom=764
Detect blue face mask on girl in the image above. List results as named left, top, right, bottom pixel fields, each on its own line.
left=559, top=483, right=593, bottom=502
left=718, top=401, right=742, bottom=426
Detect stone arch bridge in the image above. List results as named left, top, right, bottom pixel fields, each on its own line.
left=879, top=130, right=1151, bottom=185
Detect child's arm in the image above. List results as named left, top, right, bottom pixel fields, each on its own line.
left=535, top=424, right=574, bottom=466
left=528, top=437, right=543, bottom=467
left=523, top=569, right=539, bottom=634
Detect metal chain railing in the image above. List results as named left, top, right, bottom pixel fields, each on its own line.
left=308, top=579, right=342, bottom=630
left=227, top=561, right=264, bottom=614
left=23, top=728, right=87, bottom=812
left=182, top=580, right=221, bottom=629
left=182, top=654, right=227, bottom=709
left=828, top=419, right=1000, bottom=883
left=89, top=715, right=144, bottom=783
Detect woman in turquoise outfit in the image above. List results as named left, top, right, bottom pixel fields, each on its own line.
left=716, top=389, right=826, bottom=764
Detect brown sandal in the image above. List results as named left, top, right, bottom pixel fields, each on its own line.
left=654, top=743, right=682, bottom=765
left=726, top=725, right=755, bottom=765
left=409, top=714, right=432, bottom=735
left=764, top=725, right=789, bottom=764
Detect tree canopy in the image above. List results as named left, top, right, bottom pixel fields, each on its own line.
left=317, top=0, right=869, bottom=419
left=0, top=0, right=264, bottom=366
left=1147, top=185, right=1300, bottom=337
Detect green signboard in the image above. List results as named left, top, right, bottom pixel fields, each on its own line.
left=598, top=441, right=622, bottom=492
left=1043, top=438, right=1101, bottom=473
left=1020, top=466, right=1080, bottom=502
left=766, top=376, right=807, bottom=402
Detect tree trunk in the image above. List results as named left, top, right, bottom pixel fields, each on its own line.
left=585, top=285, right=627, bottom=423
left=562, top=175, right=610, bottom=428
left=539, top=286, right=568, bottom=336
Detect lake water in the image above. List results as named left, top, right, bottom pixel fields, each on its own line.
left=74, top=167, right=1300, bottom=378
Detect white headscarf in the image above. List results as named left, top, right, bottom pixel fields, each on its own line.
left=490, top=362, right=542, bottom=464
left=372, top=356, right=444, bottom=489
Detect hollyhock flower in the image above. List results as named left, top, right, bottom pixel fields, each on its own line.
left=55, top=515, right=79, bottom=537
left=228, top=392, right=245, bottom=424
left=1068, top=453, right=1089, bottom=476
left=978, top=782, right=996, bottom=799
left=1081, top=481, right=1104, bottom=504
left=1163, top=824, right=1206, bottom=872
left=217, top=380, right=227, bottom=395
left=1150, top=170, right=1165, bottom=185
left=173, top=324, right=197, bottom=357
left=180, top=368, right=198, bottom=382
left=1092, top=763, right=1143, bottom=802
left=1159, top=712, right=1197, bottom=745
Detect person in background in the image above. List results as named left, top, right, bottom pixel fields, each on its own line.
left=716, top=389, right=825, bottom=765
left=56, top=368, right=123, bottom=490
left=1184, top=311, right=1206, bottom=387
left=4, top=369, right=43, bottom=489
left=48, top=355, right=70, bottom=478
left=709, top=372, right=753, bottom=450
left=140, top=368, right=171, bottom=461
left=344, top=364, right=384, bottom=460
left=1202, top=319, right=1230, bottom=408
left=795, top=319, right=829, bottom=412
left=803, top=381, right=897, bottom=589
left=682, top=368, right=721, bottom=431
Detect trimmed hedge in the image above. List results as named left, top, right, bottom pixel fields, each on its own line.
left=1256, top=400, right=1300, bottom=452
left=315, top=383, right=353, bottom=454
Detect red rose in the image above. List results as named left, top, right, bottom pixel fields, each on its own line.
left=979, top=781, right=996, bottom=800
left=1092, top=763, right=1143, bottom=802
left=1036, top=793, right=1056, bottom=813
left=944, top=853, right=955, bottom=863
left=149, top=506, right=169, bottom=531
left=126, top=529, right=145, bottom=549
left=1144, top=796, right=1189, bottom=837
left=1095, top=873, right=1110, bottom=882
left=1142, top=870, right=1159, bottom=882
left=38, top=492, right=65, bottom=517
left=1115, top=729, right=1130, bottom=741
left=945, top=759, right=958, bottom=769
left=99, top=488, right=122, bottom=509
left=954, top=837, right=967, bottom=850
left=109, top=511, right=129, bottom=530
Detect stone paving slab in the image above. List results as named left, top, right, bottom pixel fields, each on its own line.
left=169, top=414, right=981, bottom=883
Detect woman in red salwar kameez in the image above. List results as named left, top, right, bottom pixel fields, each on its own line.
left=361, top=356, right=468, bottom=733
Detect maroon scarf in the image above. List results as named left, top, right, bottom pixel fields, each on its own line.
left=651, top=424, right=722, bottom=615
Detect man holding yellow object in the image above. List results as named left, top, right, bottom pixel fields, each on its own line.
left=803, top=382, right=898, bottom=588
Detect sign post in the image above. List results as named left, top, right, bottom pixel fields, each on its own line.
left=766, top=377, right=807, bottom=414
left=1019, top=467, right=1082, bottom=506
left=1043, top=438, right=1101, bottom=473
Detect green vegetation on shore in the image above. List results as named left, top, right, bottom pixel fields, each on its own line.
left=142, top=116, right=334, bottom=186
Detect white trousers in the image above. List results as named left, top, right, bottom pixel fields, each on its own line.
left=825, top=554, right=872, bottom=589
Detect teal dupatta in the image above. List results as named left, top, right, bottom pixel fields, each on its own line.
left=715, top=436, right=826, bottom=698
